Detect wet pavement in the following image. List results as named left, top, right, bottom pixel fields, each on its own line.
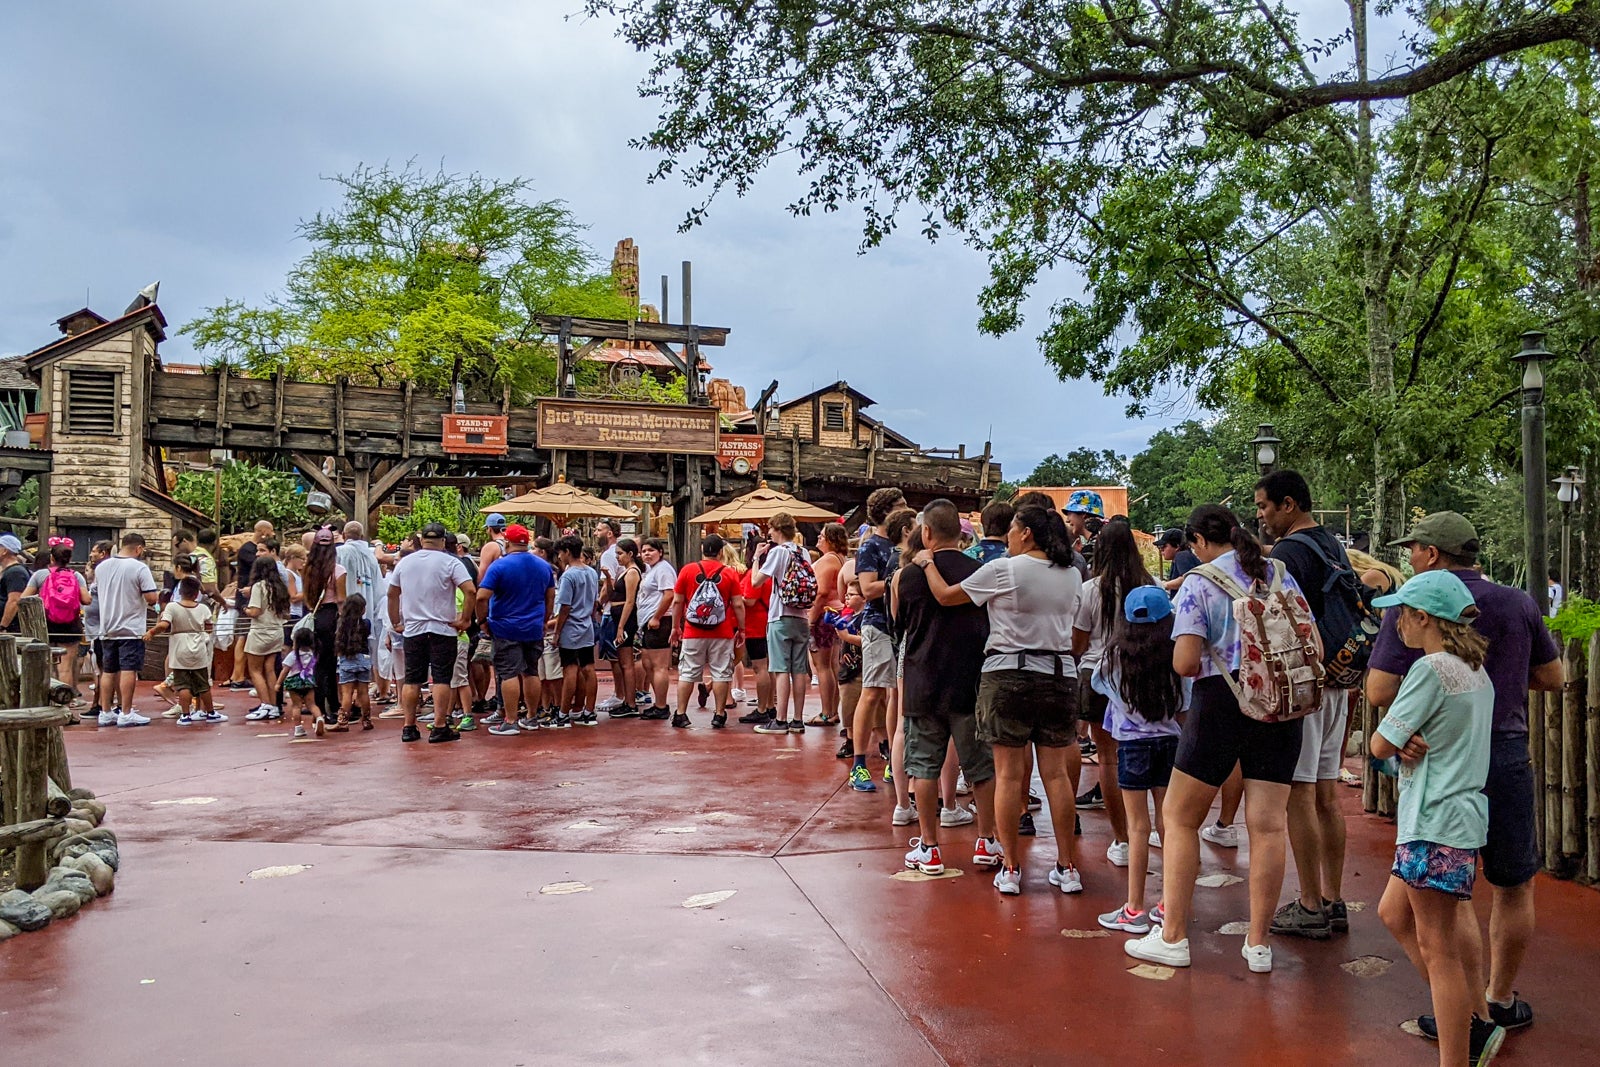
left=3, top=682, right=1598, bottom=1065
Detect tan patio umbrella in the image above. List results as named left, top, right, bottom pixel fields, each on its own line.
left=485, top=476, right=634, bottom=522
left=689, top=481, right=840, bottom=525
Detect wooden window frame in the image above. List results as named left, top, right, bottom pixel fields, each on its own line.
left=822, top=401, right=847, bottom=433
left=63, top=369, right=121, bottom=436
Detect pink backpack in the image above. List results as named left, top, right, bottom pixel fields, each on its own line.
left=42, top=566, right=81, bottom=625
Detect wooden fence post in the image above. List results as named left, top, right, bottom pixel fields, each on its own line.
left=1361, top=695, right=1378, bottom=814
left=16, top=595, right=47, bottom=645
left=1587, top=632, right=1599, bottom=884
left=15, top=642, right=51, bottom=889
left=1531, top=685, right=1545, bottom=853
left=1544, top=688, right=1562, bottom=874
left=1561, top=638, right=1582, bottom=863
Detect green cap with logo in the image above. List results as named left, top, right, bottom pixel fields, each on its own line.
left=1389, top=511, right=1479, bottom=560
left=1373, top=569, right=1477, bottom=623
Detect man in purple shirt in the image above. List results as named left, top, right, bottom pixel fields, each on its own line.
left=1366, top=512, right=1562, bottom=1039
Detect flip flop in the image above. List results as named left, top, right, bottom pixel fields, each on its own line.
left=806, top=714, right=838, bottom=727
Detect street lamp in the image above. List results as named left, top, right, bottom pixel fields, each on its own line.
left=1514, top=331, right=1554, bottom=615
left=1556, top=465, right=1583, bottom=609
left=1251, top=423, right=1282, bottom=475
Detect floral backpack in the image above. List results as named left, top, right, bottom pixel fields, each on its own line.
left=1191, top=559, right=1324, bottom=722
left=775, top=544, right=818, bottom=609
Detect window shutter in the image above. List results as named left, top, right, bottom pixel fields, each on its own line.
left=66, top=370, right=118, bottom=435
left=823, top=402, right=846, bottom=432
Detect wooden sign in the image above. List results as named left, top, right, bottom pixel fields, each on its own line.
left=442, top=414, right=509, bottom=455
left=537, top=399, right=718, bottom=455
left=716, top=435, right=765, bottom=473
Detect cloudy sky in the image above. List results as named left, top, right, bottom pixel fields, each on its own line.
left=0, top=2, right=1367, bottom=477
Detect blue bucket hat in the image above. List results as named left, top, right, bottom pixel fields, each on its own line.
left=1372, top=570, right=1476, bottom=623
left=1123, top=585, right=1172, bottom=624
left=1064, top=490, right=1106, bottom=518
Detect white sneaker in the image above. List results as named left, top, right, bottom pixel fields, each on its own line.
left=116, top=710, right=150, bottom=727
left=97, top=710, right=117, bottom=726
left=993, top=867, right=1022, bottom=895
left=903, top=838, right=944, bottom=874
left=597, top=695, right=623, bottom=711
left=264, top=706, right=283, bottom=720
left=176, top=713, right=201, bottom=727
left=1106, top=840, right=1130, bottom=867
left=1241, top=939, right=1273, bottom=973
left=892, top=803, right=918, bottom=826
left=203, top=711, right=229, bottom=724
left=245, top=706, right=272, bottom=721
left=292, top=724, right=307, bottom=738
left=1048, top=864, right=1084, bottom=894
left=939, top=803, right=975, bottom=828
left=1149, top=830, right=1162, bottom=849
left=1125, top=928, right=1191, bottom=967
left=1201, top=823, right=1240, bottom=848
left=955, top=772, right=972, bottom=795
left=163, top=703, right=184, bottom=719
left=730, top=688, right=746, bottom=701
left=248, top=687, right=258, bottom=698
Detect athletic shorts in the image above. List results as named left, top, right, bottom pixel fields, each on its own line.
left=47, top=619, right=85, bottom=644
left=451, top=642, right=469, bottom=690
left=1077, top=667, right=1110, bottom=725
left=678, top=637, right=735, bottom=683
left=1293, top=687, right=1351, bottom=783
left=402, top=632, right=457, bottom=686
left=492, top=637, right=543, bottom=679
left=639, top=623, right=671, bottom=651
left=975, top=669, right=1078, bottom=748
left=1175, top=675, right=1305, bottom=787
left=1393, top=840, right=1478, bottom=900
left=767, top=616, right=811, bottom=675
left=1482, top=734, right=1540, bottom=888
left=743, top=637, right=768, bottom=665
left=170, top=667, right=210, bottom=696
left=100, top=638, right=146, bottom=674
left=597, top=614, right=619, bottom=661
left=559, top=645, right=596, bottom=669
left=861, top=625, right=896, bottom=690
left=1117, top=736, right=1179, bottom=792
left=906, top=708, right=993, bottom=783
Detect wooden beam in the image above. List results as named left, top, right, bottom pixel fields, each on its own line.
left=0, top=707, right=70, bottom=730
left=368, top=458, right=424, bottom=512
left=649, top=341, right=691, bottom=379
left=401, top=380, right=414, bottom=458
left=532, top=315, right=729, bottom=347
left=335, top=376, right=347, bottom=458
left=290, top=452, right=354, bottom=516
left=352, top=466, right=370, bottom=532
left=214, top=364, right=229, bottom=446
left=273, top=372, right=286, bottom=447
left=0, top=818, right=68, bottom=851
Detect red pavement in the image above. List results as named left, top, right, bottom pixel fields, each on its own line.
left=3, top=681, right=1599, bottom=1065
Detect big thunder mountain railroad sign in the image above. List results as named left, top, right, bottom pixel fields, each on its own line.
left=537, top=399, right=720, bottom=455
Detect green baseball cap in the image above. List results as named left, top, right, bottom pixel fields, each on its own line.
left=1389, top=511, right=1479, bottom=559
left=1373, top=569, right=1476, bottom=622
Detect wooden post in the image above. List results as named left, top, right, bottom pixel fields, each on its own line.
left=979, top=440, right=992, bottom=492
left=0, top=634, right=15, bottom=826
left=1361, top=695, right=1378, bottom=814
left=16, top=596, right=47, bottom=645
left=1562, top=638, right=1582, bottom=861
left=1544, top=688, right=1561, bottom=872
left=15, top=642, right=51, bottom=889
left=1531, top=685, right=1546, bottom=849
left=1587, top=632, right=1599, bottom=884
left=401, top=380, right=414, bottom=459
left=272, top=371, right=285, bottom=447
left=214, top=364, right=229, bottom=446
left=335, top=376, right=348, bottom=458
left=352, top=465, right=371, bottom=532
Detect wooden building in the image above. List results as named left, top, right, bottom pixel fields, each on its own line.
left=774, top=381, right=917, bottom=451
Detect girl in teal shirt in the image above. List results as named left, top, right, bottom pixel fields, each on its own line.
left=1370, top=570, right=1502, bottom=1067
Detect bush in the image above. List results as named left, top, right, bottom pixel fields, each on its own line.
left=172, top=460, right=314, bottom=533
left=376, top=486, right=506, bottom=547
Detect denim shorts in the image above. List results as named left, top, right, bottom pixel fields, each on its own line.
left=1116, top=735, right=1179, bottom=792
left=337, top=654, right=372, bottom=686
left=1393, top=840, right=1478, bottom=900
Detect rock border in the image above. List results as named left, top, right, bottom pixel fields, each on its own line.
left=0, top=788, right=117, bottom=941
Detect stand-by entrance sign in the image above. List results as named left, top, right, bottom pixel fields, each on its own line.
left=442, top=414, right=509, bottom=454
left=537, top=399, right=719, bottom=455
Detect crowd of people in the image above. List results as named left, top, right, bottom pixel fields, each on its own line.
left=0, top=468, right=1563, bottom=1066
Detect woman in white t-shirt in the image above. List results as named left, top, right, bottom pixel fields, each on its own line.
left=918, top=503, right=1085, bottom=897
left=1071, top=520, right=1158, bottom=865
left=634, top=538, right=677, bottom=717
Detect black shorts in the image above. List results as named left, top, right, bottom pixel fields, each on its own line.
left=975, top=669, right=1079, bottom=748
left=1174, top=675, right=1304, bottom=787
left=100, top=638, right=146, bottom=674
left=491, top=637, right=543, bottom=679
left=639, top=624, right=671, bottom=651
left=743, top=637, right=769, bottom=664
left=559, top=645, right=596, bottom=669
left=46, top=619, right=85, bottom=644
left=1077, top=668, right=1110, bottom=725
left=403, top=632, right=458, bottom=686
left=1482, top=734, right=1540, bottom=888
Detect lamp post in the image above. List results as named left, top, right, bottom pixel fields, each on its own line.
left=1556, top=465, right=1583, bottom=610
left=1251, top=423, right=1282, bottom=475
left=1514, top=331, right=1553, bottom=615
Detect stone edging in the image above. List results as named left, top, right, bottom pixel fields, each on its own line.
left=0, top=788, right=117, bottom=940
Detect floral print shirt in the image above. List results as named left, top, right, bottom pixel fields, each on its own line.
left=1171, top=551, right=1309, bottom=679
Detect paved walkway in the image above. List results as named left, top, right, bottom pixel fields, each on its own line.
left=3, top=683, right=1599, bottom=1065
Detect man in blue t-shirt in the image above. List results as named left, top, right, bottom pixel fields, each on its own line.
left=475, top=524, right=556, bottom=735
left=548, top=535, right=600, bottom=726
left=1366, top=511, right=1562, bottom=1038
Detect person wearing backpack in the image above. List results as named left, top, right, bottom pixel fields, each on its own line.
left=1256, top=469, right=1372, bottom=941
left=26, top=537, right=91, bottom=695
left=750, top=511, right=814, bottom=735
left=1125, top=504, right=1319, bottom=975
left=671, top=533, right=746, bottom=729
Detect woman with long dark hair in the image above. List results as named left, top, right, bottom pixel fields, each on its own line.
left=608, top=539, right=644, bottom=717
left=242, top=557, right=290, bottom=719
left=303, top=527, right=347, bottom=723
left=1125, top=504, right=1315, bottom=975
left=1071, top=519, right=1155, bottom=867
left=918, top=503, right=1086, bottom=895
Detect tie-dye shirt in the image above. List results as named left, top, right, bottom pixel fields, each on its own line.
left=1171, top=551, right=1308, bottom=679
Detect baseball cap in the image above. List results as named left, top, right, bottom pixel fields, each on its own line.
left=1064, top=490, right=1106, bottom=518
left=313, top=526, right=335, bottom=545
left=1389, top=511, right=1479, bottom=559
left=1157, top=528, right=1186, bottom=549
left=419, top=522, right=448, bottom=540
left=485, top=512, right=507, bottom=529
left=504, top=523, right=530, bottom=544
left=1123, top=585, right=1173, bottom=624
left=0, top=533, right=21, bottom=555
left=1373, top=570, right=1476, bottom=622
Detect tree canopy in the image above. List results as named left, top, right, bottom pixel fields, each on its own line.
left=181, top=163, right=635, bottom=401
left=1022, top=448, right=1128, bottom=488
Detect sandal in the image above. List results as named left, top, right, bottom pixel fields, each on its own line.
left=362, top=717, right=374, bottom=731
left=330, top=719, right=350, bottom=733
left=807, top=714, right=838, bottom=727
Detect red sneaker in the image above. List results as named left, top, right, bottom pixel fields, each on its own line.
left=972, top=836, right=1004, bottom=867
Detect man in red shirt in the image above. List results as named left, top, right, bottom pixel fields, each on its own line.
left=671, top=535, right=746, bottom=728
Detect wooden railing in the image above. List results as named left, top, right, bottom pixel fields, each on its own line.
left=0, top=635, right=73, bottom=891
